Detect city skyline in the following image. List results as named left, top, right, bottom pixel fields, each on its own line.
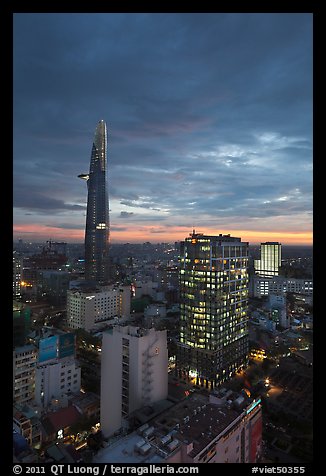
left=13, top=13, right=313, bottom=245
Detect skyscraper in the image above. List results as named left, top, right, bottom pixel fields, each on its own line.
left=176, top=231, right=249, bottom=388
left=79, top=120, right=110, bottom=285
left=254, top=242, right=281, bottom=278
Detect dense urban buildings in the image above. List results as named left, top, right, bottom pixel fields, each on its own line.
left=12, top=238, right=313, bottom=464
left=11, top=124, right=312, bottom=465
left=101, top=326, right=168, bottom=437
left=79, top=120, right=110, bottom=285
left=176, top=232, right=249, bottom=388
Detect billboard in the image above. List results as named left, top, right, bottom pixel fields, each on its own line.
left=39, top=335, right=58, bottom=363
left=58, top=333, right=75, bottom=358
left=250, top=415, right=263, bottom=463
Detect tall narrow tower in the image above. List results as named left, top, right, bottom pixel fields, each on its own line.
left=79, top=120, right=110, bottom=285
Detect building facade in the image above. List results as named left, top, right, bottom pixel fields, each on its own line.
left=252, top=275, right=313, bottom=298
left=67, top=285, right=131, bottom=331
left=35, top=358, right=81, bottom=408
left=37, top=270, right=70, bottom=305
left=31, top=330, right=81, bottom=408
left=13, top=345, right=37, bottom=405
left=101, top=326, right=168, bottom=438
left=13, top=302, right=31, bottom=347
left=13, top=406, right=42, bottom=449
left=79, top=120, right=110, bottom=285
left=176, top=232, right=249, bottom=388
left=254, top=242, right=281, bottom=278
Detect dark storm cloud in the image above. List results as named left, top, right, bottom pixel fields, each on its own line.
left=46, top=223, right=85, bottom=230
left=13, top=13, right=312, bottom=240
left=14, top=188, right=86, bottom=213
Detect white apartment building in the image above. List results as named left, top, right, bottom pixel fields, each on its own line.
left=101, top=326, right=168, bottom=438
left=35, top=358, right=81, bottom=408
left=252, top=276, right=313, bottom=298
left=134, top=281, right=159, bottom=299
left=67, top=285, right=131, bottom=331
left=13, top=345, right=38, bottom=404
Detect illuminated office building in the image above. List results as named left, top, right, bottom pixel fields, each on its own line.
left=176, top=232, right=249, bottom=388
left=254, top=242, right=281, bottom=278
left=79, top=120, right=110, bottom=285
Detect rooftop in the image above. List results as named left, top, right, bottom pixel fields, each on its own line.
left=94, top=390, right=259, bottom=463
left=41, top=405, right=81, bottom=435
left=14, top=344, right=37, bottom=354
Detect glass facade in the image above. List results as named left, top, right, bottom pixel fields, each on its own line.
left=176, top=233, right=249, bottom=388
left=254, top=242, right=281, bottom=278
left=80, top=120, right=110, bottom=285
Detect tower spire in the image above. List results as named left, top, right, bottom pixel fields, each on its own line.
left=79, top=120, right=110, bottom=285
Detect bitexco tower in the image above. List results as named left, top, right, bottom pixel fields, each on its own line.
left=79, top=120, right=110, bottom=285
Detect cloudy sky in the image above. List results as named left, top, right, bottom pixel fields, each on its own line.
left=13, top=13, right=312, bottom=245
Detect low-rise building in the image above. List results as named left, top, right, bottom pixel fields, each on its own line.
left=13, top=404, right=42, bottom=449
left=69, top=391, right=100, bottom=419
left=252, top=276, right=313, bottom=298
left=33, top=329, right=81, bottom=408
left=95, top=390, right=262, bottom=464
left=41, top=405, right=81, bottom=443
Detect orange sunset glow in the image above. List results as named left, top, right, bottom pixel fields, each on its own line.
left=13, top=223, right=312, bottom=246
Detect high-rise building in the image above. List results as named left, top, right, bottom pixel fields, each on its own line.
left=79, top=120, right=110, bottom=285
left=101, top=326, right=168, bottom=438
left=176, top=232, right=249, bottom=388
left=254, top=242, right=281, bottom=278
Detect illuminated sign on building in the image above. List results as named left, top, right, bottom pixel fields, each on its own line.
left=246, top=398, right=261, bottom=415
